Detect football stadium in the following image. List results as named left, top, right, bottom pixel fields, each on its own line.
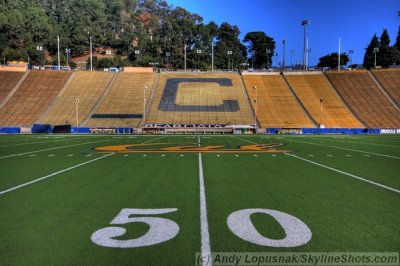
left=1, top=0, right=400, bottom=265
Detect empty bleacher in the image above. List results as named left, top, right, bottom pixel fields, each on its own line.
left=242, top=74, right=316, bottom=128
left=284, top=73, right=363, bottom=128
left=0, top=70, right=71, bottom=127
left=0, top=71, right=24, bottom=103
left=371, top=69, right=400, bottom=105
left=326, top=71, right=400, bottom=128
left=146, top=72, right=253, bottom=125
left=39, top=72, right=114, bottom=126
left=85, top=72, right=156, bottom=128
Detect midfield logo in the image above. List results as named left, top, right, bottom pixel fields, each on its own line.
left=95, top=143, right=292, bottom=153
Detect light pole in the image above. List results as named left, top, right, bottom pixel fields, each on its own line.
left=320, top=98, right=323, bottom=128
left=275, top=52, right=279, bottom=68
left=196, top=49, right=202, bottom=70
left=143, top=85, right=147, bottom=125
left=227, top=50, right=232, bottom=71
left=266, top=49, right=272, bottom=70
left=290, top=50, right=295, bottom=67
left=75, top=98, right=80, bottom=134
left=36, top=46, right=43, bottom=66
left=166, top=51, right=171, bottom=70
left=301, top=19, right=311, bottom=71
left=57, top=36, right=60, bottom=69
left=89, top=36, right=93, bottom=71
left=373, top=47, right=379, bottom=68
left=306, top=48, right=311, bottom=71
left=241, top=62, right=249, bottom=70
left=65, top=48, right=71, bottom=68
left=282, top=39, right=286, bottom=72
left=253, top=85, right=257, bottom=129
left=348, top=49, right=354, bottom=67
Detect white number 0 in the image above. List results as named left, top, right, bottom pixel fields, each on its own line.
left=91, top=208, right=180, bottom=248
left=227, top=209, right=312, bottom=247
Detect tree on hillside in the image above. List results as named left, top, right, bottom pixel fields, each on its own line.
left=243, top=31, right=275, bottom=69
left=378, top=29, right=395, bottom=67
left=363, top=34, right=380, bottom=69
left=317, top=53, right=349, bottom=69
left=214, top=22, right=247, bottom=70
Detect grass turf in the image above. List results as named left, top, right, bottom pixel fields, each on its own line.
left=0, top=134, right=399, bottom=265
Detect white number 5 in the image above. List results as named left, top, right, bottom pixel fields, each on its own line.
left=91, top=208, right=179, bottom=248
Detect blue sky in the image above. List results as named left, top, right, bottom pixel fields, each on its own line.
left=167, top=0, right=400, bottom=66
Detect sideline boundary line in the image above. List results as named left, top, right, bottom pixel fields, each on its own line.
left=232, top=136, right=400, bottom=194
left=0, top=154, right=113, bottom=196
left=198, top=136, right=212, bottom=266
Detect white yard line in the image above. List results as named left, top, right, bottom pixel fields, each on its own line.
left=0, top=154, right=113, bottom=196
left=0, top=139, right=111, bottom=159
left=284, top=139, right=400, bottom=159
left=305, top=136, right=400, bottom=148
left=142, top=136, right=167, bottom=144
left=232, top=136, right=400, bottom=194
left=198, top=136, right=212, bottom=266
left=285, top=153, right=400, bottom=194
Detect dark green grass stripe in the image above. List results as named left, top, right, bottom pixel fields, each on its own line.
left=0, top=139, right=113, bottom=159
left=0, top=154, right=113, bottom=196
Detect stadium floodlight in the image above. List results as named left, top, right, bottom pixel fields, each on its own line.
left=89, top=36, right=93, bottom=71
left=65, top=48, right=71, bottom=68
left=165, top=51, right=171, bottom=70
left=301, top=19, right=311, bottom=71
left=349, top=50, right=354, bottom=66
left=266, top=49, right=272, bottom=70
left=75, top=98, right=80, bottom=134
left=37, top=46, right=43, bottom=66
left=143, top=86, right=147, bottom=125
left=373, top=47, right=379, bottom=68
left=290, top=50, right=295, bottom=67
left=253, top=85, right=257, bottom=129
left=196, top=49, right=202, bottom=70
left=227, top=50, right=233, bottom=71
left=282, top=39, right=286, bottom=72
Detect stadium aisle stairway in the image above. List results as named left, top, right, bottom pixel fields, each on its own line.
left=146, top=72, right=254, bottom=125
left=0, top=71, right=24, bottom=103
left=284, top=73, right=364, bottom=128
left=0, top=70, right=71, bottom=127
left=326, top=70, right=400, bottom=128
left=85, top=72, right=156, bottom=128
left=242, top=73, right=316, bottom=128
left=371, top=69, right=400, bottom=106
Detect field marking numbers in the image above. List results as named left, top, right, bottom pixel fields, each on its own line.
left=232, top=136, right=400, bottom=194
left=227, top=209, right=312, bottom=247
left=286, top=139, right=400, bottom=159
left=198, top=136, right=212, bottom=266
left=0, top=154, right=113, bottom=196
left=91, top=208, right=180, bottom=248
left=0, top=139, right=111, bottom=159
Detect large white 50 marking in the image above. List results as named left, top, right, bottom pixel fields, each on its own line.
left=91, top=208, right=179, bottom=248
left=91, top=208, right=312, bottom=248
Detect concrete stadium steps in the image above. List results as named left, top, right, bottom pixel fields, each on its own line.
left=85, top=72, right=156, bottom=128
left=0, top=71, right=25, bottom=103
left=146, top=72, right=254, bottom=125
left=242, top=74, right=316, bottom=128
left=284, top=73, right=363, bottom=128
left=371, top=69, right=400, bottom=106
left=326, top=71, right=400, bottom=128
left=0, top=70, right=71, bottom=127
left=38, top=72, right=114, bottom=126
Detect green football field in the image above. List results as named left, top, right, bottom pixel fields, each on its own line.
left=0, top=134, right=399, bottom=265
